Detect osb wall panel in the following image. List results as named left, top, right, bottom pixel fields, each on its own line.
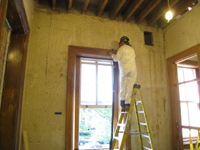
left=164, top=3, right=200, bottom=59
left=21, top=9, right=170, bottom=150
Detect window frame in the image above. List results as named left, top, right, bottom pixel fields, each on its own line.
left=66, top=46, right=119, bottom=150
left=167, top=44, right=200, bottom=150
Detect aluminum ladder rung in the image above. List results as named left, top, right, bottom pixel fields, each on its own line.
left=137, top=111, right=144, bottom=113
left=117, top=123, right=126, bottom=127
left=143, top=146, right=152, bottom=150
left=116, top=131, right=124, bottom=133
left=111, top=84, right=154, bottom=150
left=139, top=122, right=147, bottom=126
left=113, top=136, right=121, bottom=141
left=141, top=134, right=150, bottom=138
left=148, top=140, right=152, bottom=145
left=121, top=111, right=129, bottom=114
left=135, top=101, right=142, bottom=104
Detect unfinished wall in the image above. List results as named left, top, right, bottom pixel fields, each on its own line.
left=21, top=8, right=170, bottom=150
left=164, top=3, right=200, bottom=58
left=23, top=0, right=35, bottom=30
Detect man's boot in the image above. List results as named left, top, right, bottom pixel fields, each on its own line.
left=120, top=100, right=125, bottom=112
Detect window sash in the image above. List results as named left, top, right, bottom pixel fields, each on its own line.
left=80, top=58, right=113, bottom=107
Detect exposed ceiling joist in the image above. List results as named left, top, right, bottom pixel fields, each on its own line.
left=136, top=0, right=161, bottom=23
left=111, top=0, right=127, bottom=19
left=97, top=0, right=109, bottom=17
left=82, top=0, right=90, bottom=13
left=123, top=0, right=144, bottom=21
left=158, top=0, right=197, bottom=28
left=147, top=0, right=179, bottom=26
left=52, top=0, right=56, bottom=10
left=68, top=0, right=73, bottom=10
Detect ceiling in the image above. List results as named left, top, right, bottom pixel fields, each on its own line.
left=36, top=0, right=198, bottom=28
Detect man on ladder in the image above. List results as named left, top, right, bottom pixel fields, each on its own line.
left=109, top=36, right=137, bottom=112
left=109, top=37, right=153, bottom=150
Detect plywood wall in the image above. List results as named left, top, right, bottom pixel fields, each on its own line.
left=20, top=8, right=171, bottom=150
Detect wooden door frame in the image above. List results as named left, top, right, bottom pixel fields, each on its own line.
left=0, top=0, right=30, bottom=149
left=167, top=44, right=200, bottom=150
left=66, top=46, right=119, bottom=150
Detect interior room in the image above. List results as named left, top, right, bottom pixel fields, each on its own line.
left=0, top=0, right=200, bottom=150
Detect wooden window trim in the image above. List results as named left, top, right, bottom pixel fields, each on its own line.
left=167, top=44, right=200, bottom=150
left=66, top=46, right=119, bottom=150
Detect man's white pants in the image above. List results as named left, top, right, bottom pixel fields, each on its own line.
left=120, top=70, right=137, bottom=104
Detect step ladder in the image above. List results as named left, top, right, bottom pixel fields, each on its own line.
left=111, top=84, right=154, bottom=150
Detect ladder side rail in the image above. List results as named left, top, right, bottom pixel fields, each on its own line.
left=119, top=87, right=138, bottom=150
left=139, top=88, right=154, bottom=150
left=112, top=113, right=125, bottom=149
left=134, top=89, right=144, bottom=150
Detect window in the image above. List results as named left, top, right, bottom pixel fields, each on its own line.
left=177, top=67, right=200, bottom=141
left=79, top=58, right=113, bottom=149
left=80, top=58, right=113, bottom=107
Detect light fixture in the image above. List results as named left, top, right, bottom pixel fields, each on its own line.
left=165, top=0, right=173, bottom=22
left=188, top=7, right=192, bottom=11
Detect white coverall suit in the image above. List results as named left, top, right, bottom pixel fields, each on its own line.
left=111, top=45, right=137, bottom=104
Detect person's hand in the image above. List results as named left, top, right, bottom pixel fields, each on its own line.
left=109, top=51, right=113, bottom=55
left=109, top=50, right=117, bottom=55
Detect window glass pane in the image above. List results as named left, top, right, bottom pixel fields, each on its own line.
left=184, top=68, right=196, bottom=81
left=182, top=128, right=189, bottom=138
left=180, top=103, right=189, bottom=126
left=98, top=65, right=113, bottom=105
left=191, top=129, right=199, bottom=137
left=178, top=69, right=184, bottom=83
left=185, top=82, right=199, bottom=102
left=179, top=84, right=186, bottom=101
left=81, top=64, right=96, bottom=105
left=188, top=103, right=200, bottom=127
left=97, top=61, right=113, bottom=65
left=81, top=60, right=96, bottom=63
left=79, top=108, right=111, bottom=149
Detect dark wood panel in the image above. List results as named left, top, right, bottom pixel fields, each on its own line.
left=0, top=1, right=8, bottom=41
left=0, top=34, right=29, bottom=150
left=6, top=0, right=29, bottom=34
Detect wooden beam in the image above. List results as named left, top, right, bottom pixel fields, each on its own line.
left=82, top=0, right=90, bottom=13
left=167, top=44, right=200, bottom=63
left=97, top=0, right=109, bottom=17
left=147, top=0, right=179, bottom=26
left=123, top=0, right=143, bottom=21
left=177, top=60, right=199, bottom=69
left=68, top=0, right=73, bottom=10
left=111, top=0, right=126, bottom=20
left=158, top=0, right=197, bottom=28
left=136, top=0, right=161, bottom=23
left=0, top=0, right=8, bottom=41
left=52, top=0, right=56, bottom=10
